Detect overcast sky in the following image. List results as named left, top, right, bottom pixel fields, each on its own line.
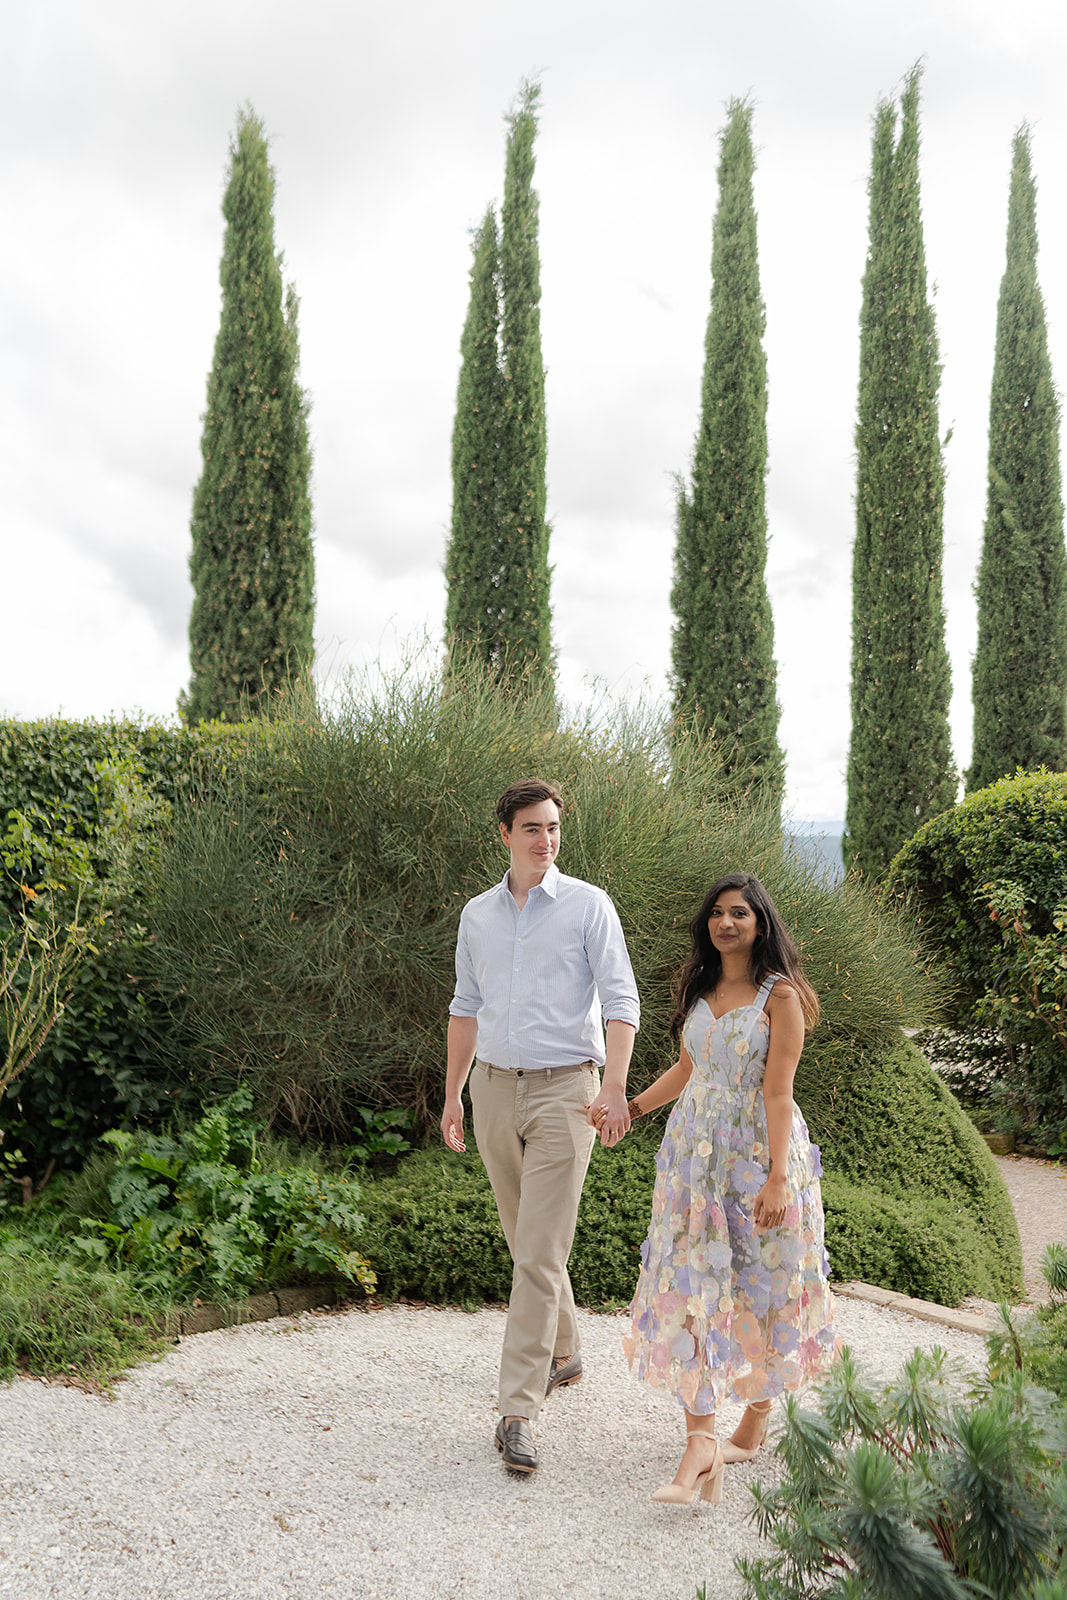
left=4, top=1, right=1067, bottom=819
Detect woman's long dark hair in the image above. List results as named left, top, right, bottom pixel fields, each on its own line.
left=667, top=873, right=820, bottom=1041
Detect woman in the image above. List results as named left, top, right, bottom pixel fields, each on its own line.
left=620, top=873, right=837, bottom=1505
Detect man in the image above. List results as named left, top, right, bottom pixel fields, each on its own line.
left=440, top=777, right=639, bottom=1474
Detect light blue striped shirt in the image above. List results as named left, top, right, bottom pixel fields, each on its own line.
left=449, top=864, right=640, bottom=1069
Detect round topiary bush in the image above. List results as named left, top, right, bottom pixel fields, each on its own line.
left=818, top=1036, right=1021, bottom=1301
left=889, top=769, right=1067, bottom=1144
left=889, top=767, right=1067, bottom=1008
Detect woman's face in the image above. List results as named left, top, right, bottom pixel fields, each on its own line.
left=707, top=889, right=760, bottom=959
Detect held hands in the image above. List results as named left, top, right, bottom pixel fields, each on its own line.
left=752, top=1172, right=788, bottom=1232
left=585, top=1087, right=630, bottom=1148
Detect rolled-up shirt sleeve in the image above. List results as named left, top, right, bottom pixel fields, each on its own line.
left=449, top=909, right=482, bottom=1018
left=583, top=893, right=640, bottom=1032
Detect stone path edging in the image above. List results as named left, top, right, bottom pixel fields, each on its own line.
left=833, top=1280, right=1001, bottom=1336
left=160, top=1284, right=339, bottom=1338
left=168, top=1279, right=1000, bottom=1343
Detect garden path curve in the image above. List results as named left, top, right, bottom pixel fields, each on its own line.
left=992, top=1151, right=1067, bottom=1302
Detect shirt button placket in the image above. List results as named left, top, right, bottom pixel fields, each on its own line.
left=509, top=919, right=525, bottom=1069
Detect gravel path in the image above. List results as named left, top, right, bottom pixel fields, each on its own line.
left=1, top=1298, right=986, bottom=1600
left=993, top=1153, right=1067, bottom=1301
left=2, top=1154, right=1062, bottom=1600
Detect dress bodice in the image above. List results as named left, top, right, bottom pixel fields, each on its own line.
left=682, top=974, right=780, bottom=1099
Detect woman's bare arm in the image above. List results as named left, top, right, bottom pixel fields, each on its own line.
left=752, top=981, right=805, bottom=1229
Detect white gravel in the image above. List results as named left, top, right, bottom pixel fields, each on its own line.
left=0, top=1296, right=988, bottom=1600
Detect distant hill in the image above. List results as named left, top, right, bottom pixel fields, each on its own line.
left=785, top=821, right=844, bottom=885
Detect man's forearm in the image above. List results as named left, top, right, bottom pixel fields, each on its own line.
left=600, top=1019, right=636, bottom=1096
left=441, top=1015, right=479, bottom=1151
left=445, top=1015, right=479, bottom=1099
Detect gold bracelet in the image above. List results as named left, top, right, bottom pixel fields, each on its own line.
left=627, top=1098, right=643, bottom=1120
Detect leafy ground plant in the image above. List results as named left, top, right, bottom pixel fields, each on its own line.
left=737, top=1345, right=1067, bottom=1600
left=72, top=1090, right=376, bottom=1301
left=344, top=1106, right=415, bottom=1168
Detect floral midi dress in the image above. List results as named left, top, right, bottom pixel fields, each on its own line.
left=624, top=975, right=837, bottom=1414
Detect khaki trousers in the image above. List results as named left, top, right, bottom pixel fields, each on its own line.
left=470, top=1060, right=599, bottom=1424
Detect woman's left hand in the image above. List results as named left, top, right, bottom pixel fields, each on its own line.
left=752, top=1173, right=788, bottom=1232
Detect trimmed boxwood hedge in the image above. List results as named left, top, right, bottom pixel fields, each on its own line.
left=358, top=1135, right=657, bottom=1309
left=889, top=767, right=1067, bottom=1012
left=821, top=1174, right=1007, bottom=1307
left=0, top=717, right=246, bottom=861
left=358, top=1036, right=1022, bottom=1309
left=816, top=1035, right=1022, bottom=1301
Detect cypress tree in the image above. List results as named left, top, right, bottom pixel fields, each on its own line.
left=444, top=80, right=553, bottom=684
left=968, top=127, right=1067, bottom=791
left=183, top=107, right=314, bottom=725
left=444, top=207, right=505, bottom=668
left=844, top=69, right=955, bottom=875
left=669, top=99, right=782, bottom=798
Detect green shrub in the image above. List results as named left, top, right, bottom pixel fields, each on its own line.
left=358, top=1146, right=514, bottom=1306
left=819, top=1037, right=1022, bottom=1301
left=145, top=660, right=939, bottom=1142
left=359, top=1046, right=1020, bottom=1312
left=359, top=1134, right=657, bottom=1308
left=823, top=1173, right=1007, bottom=1306
left=890, top=770, right=1067, bottom=1143
left=0, top=718, right=246, bottom=853
left=738, top=1346, right=1067, bottom=1600
left=0, top=1219, right=168, bottom=1386
left=0, top=721, right=246, bottom=1175
left=890, top=769, right=1067, bottom=1008
left=67, top=1091, right=375, bottom=1302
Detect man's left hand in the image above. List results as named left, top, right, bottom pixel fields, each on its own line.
left=586, top=1087, right=630, bottom=1147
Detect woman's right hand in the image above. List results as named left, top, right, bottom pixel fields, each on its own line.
left=752, top=1172, right=788, bottom=1231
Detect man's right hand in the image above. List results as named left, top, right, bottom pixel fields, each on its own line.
left=440, top=1096, right=466, bottom=1152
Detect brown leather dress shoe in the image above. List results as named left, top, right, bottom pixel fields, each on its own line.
left=545, top=1353, right=583, bottom=1396
left=494, top=1417, right=538, bottom=1473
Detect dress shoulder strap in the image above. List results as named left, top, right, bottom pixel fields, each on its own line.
left=755, top=973, right=784, bottom=1008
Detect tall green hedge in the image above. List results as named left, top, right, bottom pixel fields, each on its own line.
left=818, top=1036, right=1021, bottom=1300
left=0, top=719, right=245, bottom=1174
left=0, top=719, right=245, bottom=845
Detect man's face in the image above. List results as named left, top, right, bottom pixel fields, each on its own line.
left=500, top=798, right=561, bottom=877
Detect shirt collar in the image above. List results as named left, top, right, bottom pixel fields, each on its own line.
left=497, top=862, right=560, bottom=900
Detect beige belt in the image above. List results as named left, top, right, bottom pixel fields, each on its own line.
left=474, top=1059, right=596, bottom=1078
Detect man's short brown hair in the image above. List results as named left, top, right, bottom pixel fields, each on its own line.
left=495, top=778, right=563, bottom=832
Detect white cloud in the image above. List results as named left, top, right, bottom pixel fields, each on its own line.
left=3, top=0, right=1067, bottom=813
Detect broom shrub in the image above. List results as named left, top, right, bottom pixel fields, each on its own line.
left=144, top=659, right=939, bottom=1144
